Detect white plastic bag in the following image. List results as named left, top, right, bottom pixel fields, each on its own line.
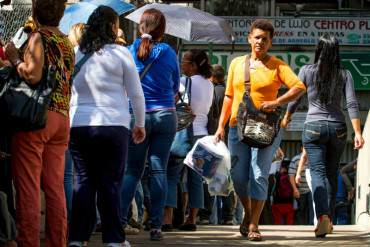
left=184, top=136, right=233, bottom=196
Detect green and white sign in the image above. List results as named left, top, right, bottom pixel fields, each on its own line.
left=208, top=51, right=370, bottom=91
left=224, top=17, right=370, bottom=46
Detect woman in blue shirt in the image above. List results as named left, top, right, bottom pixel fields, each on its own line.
left=120, top=8, right=180, bottom=241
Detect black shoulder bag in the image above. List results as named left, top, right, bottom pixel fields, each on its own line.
left=176, top=77, right=195, bottom=131
left=0, top=33, right=57, bottom=132
left=236, top=55, right=281, bottom=148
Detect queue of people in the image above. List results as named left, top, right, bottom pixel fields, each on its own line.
left=0, top=0, right=365, bottom=246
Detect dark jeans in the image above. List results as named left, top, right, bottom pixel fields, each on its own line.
left=121, top=110, right=177, bottom=229
left=64, top=149, right=73, bottom=221
left=69, top=126, right=129, bottom=243
left=294, top=191, right=314, bottom=225
left=302, top=121, right=347, bottom=219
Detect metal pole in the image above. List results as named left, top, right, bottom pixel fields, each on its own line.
left=200, top=0, right=205, bottom=11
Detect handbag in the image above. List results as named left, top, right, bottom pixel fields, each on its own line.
left=176, top=77, right=195, bottom=131
left=0, top=34, right=57, bottom=132
left=236, top=55, right=281, bottom=148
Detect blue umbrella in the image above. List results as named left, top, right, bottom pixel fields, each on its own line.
left=83, top=0, right=134, bottom=15
left=59, top=0, right=134, bottom=34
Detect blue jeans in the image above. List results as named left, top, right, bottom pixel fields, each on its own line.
left=121, top=110, right=177, bottom=229
left=69, top=126, right=129, bottom=243
left=302, top=121, right=347, bottom=219
left=166, top=135, right=204, bottom=209
left=228, top=126, right=283, bottom=200
left=135, top=182, right=144, bottom=223
left=64, top=149, right=74, bottom=221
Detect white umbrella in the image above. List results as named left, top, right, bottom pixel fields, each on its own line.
left=125, top=3, right=234, bottom=43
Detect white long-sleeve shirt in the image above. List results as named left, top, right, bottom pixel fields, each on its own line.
left=180, top=75, right=214, bottom=136
left=70, top=44, right=145, bottom=129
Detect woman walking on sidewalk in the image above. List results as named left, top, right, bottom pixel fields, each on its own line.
left=284, top=34, right=364, bottom=237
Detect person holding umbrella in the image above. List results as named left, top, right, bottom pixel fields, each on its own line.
left=120, top=8, right=180, bottom=241
left=214, top=19, right=306, bottom=241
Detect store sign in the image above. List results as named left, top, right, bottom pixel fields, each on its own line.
left=208, top=51, right=370, bottom=91
left=224, top=17, right=370, bottom=46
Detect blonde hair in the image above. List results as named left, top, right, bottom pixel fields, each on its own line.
left=115, top=28, right=126, bottom=46
left=68, top=23, right=85, bottom=46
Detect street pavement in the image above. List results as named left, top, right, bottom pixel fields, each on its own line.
left=44, top=225, right=370, bottom=246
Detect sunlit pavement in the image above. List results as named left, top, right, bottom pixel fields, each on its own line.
left=43, top=225, right=370, bottom=246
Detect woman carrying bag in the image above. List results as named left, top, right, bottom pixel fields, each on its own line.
left=4, top=0, right=74, bottom=246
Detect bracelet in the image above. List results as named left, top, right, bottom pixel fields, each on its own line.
left=14, top=59, right=22, bottom=67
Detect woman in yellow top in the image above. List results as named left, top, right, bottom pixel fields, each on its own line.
left=214, top=19, right=306, bottom=241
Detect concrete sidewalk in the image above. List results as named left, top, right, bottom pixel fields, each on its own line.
left=65, top=225, right=370, bottom=247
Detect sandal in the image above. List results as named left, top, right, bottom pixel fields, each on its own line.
left=239, top=224, right=249, bottom=236
left=247, top=229, right=262, bottom=241
left=239, top=215, right=250, bottom=237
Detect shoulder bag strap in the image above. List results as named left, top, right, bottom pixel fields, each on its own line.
left=244, top=55, right=251, bottom=96
left=244, top=55, right=270, bottom=96
left=184, top=76, right=192, bottom=105
left=140, top=61, right=154, bottom=80
left=72, top=53, right=93, bottom=79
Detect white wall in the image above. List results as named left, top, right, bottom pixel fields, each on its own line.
left=356, top=110, right=370, bottom=230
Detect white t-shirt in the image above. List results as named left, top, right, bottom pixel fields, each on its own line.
left=180, top=75, right=213, bottom=136
left=70, top=44, right=145, bottom=129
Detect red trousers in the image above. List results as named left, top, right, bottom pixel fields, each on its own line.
left=12, top=111, right=69, bottom=247
left=272, top=203, right=294, bottom=225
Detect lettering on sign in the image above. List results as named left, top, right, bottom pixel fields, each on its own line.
left=224, top=17, right=370, bottom=46
left=207, top=51, right=370, bottom=91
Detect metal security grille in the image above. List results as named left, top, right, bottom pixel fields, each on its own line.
left=0, top=3, right=32, bottom=42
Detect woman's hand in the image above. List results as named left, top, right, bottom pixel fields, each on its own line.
left=353, top=132, right=364, bottom=149
left=281, top=114, right=291, bottom=128
left=4, top=42, right=21, bottom=66
left=260, top=99, right=279, bottom=111
left=132, top=125, right=146, bottom=144
left=214, top=126, right=225, bottom=143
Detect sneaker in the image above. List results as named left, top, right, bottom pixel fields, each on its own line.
left=178, top=223, right=197, bottom=231
left=122, top=240, right=131, bottom=247
left=129, top=218, right=142, bottom=229
left=198, top=219, right=209, bottom=225
left=150, top=229, right=163, bottom=241
left=315, top=215, right=330, bottom=238
left=69, top=241, right=83, bottom=247
left=124, top=225, right=140, bottom=235
left=222, top=220, right=234, bottom=225
left=104, top=241, right=131, bottom=247
left=161, top=224, right=174, bottom=232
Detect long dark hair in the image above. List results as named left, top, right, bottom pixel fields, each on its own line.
left=313, top=34, right=344, bottom=104
left=137, top=8, right=166, bottom=60
left=79, top=6, right=118, bottom=53
left=187, top=49, right=212, bottom=78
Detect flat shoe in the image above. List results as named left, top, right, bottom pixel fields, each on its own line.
left=178, top=223, right=197, bottom=231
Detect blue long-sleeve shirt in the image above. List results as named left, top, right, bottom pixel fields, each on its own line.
left=129, top=39, right=180, bottom=112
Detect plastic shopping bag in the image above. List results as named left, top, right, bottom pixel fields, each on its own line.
left=184, top=136, right=233, bottom=196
